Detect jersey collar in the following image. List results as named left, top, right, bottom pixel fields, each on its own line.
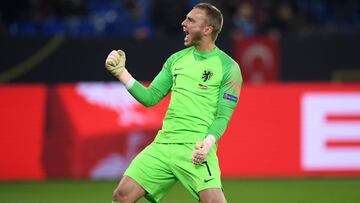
left=193, top=46, right=219, bottom=59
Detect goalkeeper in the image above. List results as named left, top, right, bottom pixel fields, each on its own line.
left=106, top=3, right=242, bottom=203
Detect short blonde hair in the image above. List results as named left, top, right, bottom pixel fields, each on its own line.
left=194, top=3, right=223, bottom=40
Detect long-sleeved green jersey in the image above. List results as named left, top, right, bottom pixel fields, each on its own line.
left=128, top=46, right=242, bottom=143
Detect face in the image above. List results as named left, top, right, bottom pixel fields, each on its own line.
left=181, top=8, right=210, bottom=47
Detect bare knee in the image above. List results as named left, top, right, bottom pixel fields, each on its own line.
left=112, top=176, right=146, bottom=203
left=112, top=186, right=128, bottom=202
left=199, top=188, right=227, bottom=203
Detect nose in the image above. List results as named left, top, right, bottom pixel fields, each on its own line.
left=181, top=19, right=187, bottom=27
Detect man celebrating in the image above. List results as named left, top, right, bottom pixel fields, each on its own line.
left=105, top=3, right=242, bottom=203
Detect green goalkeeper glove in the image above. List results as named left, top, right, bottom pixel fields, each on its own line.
left=105, top=50, right=126, bottom=78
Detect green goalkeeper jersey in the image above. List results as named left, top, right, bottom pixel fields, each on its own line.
left=128, top=46, right=242, bottom=143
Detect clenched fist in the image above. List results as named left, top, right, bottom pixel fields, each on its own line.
left=105, top=50, right=126, bottom=78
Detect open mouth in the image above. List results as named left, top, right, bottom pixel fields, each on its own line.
left=184, top=29, right=190, bottom=41
left=183, top=27, right=189, bottom=35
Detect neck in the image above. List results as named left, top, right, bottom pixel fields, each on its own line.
left=195, top=39, right=216, bottom=51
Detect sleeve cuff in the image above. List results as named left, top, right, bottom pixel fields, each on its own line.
left=125, top=77, right=135, bottom=89
left=204, top=134, right=216, bottom=147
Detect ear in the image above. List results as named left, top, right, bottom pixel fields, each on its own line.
left=203, top=25, right=213, bottom=37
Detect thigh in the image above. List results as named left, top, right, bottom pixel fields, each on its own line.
left=124, top=143, right=178, bottom=202
left=171, top=144, right=223, bottom=201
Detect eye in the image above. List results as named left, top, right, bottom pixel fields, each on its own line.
left=187, top=17, right=195, bottom=23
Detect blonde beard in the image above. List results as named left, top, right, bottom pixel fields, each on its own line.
left=185, top=31, right=203, bottom=47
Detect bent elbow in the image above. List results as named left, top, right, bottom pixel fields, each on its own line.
left=140, top=99, right=157, bottom=107
left=143, top=102, right=155, bottom=108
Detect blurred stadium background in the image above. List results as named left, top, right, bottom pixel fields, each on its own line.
left=1, top=0, right=360, bottom=202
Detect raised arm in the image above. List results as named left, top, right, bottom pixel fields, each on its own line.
left=105, top=49, right=173, bottom=107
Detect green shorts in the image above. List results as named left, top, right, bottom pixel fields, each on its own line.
left=123, top=142, right=222, bottom=202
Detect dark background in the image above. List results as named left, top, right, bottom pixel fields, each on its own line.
left=1, top=0, right=360, bottom=83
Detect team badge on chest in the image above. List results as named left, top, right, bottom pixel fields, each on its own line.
left=201, top=70, right=213, bottom=82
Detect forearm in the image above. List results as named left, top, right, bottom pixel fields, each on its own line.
left=208, top=104, right=234, bottom=141
left=128, top=81, right=164, bottom=107
left=192, top=105, right=235, bottom=165
left=119, top=69, right=167, bottom=107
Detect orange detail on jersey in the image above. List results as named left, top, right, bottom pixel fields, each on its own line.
left=198, top=84, right=208, bottom=89
left=226, top=80, right=241, bottom=95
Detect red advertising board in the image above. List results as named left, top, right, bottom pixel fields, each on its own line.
left=218, top=83, right=360, bottom=178
left=1, top=83, right=360, bottom=180
left=43, top=82, right=169, bottom=179
left=0, top=85, right=46, bottom=180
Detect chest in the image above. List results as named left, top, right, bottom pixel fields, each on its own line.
left=171, top=55, right=222, bottom=90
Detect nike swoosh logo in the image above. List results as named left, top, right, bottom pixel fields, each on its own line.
left=204, top=178, right=214, bottom=183
left=174, top=67, right=183, bottom=71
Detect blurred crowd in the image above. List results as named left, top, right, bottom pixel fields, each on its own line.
left=1, top=0, right=360, bottom=39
